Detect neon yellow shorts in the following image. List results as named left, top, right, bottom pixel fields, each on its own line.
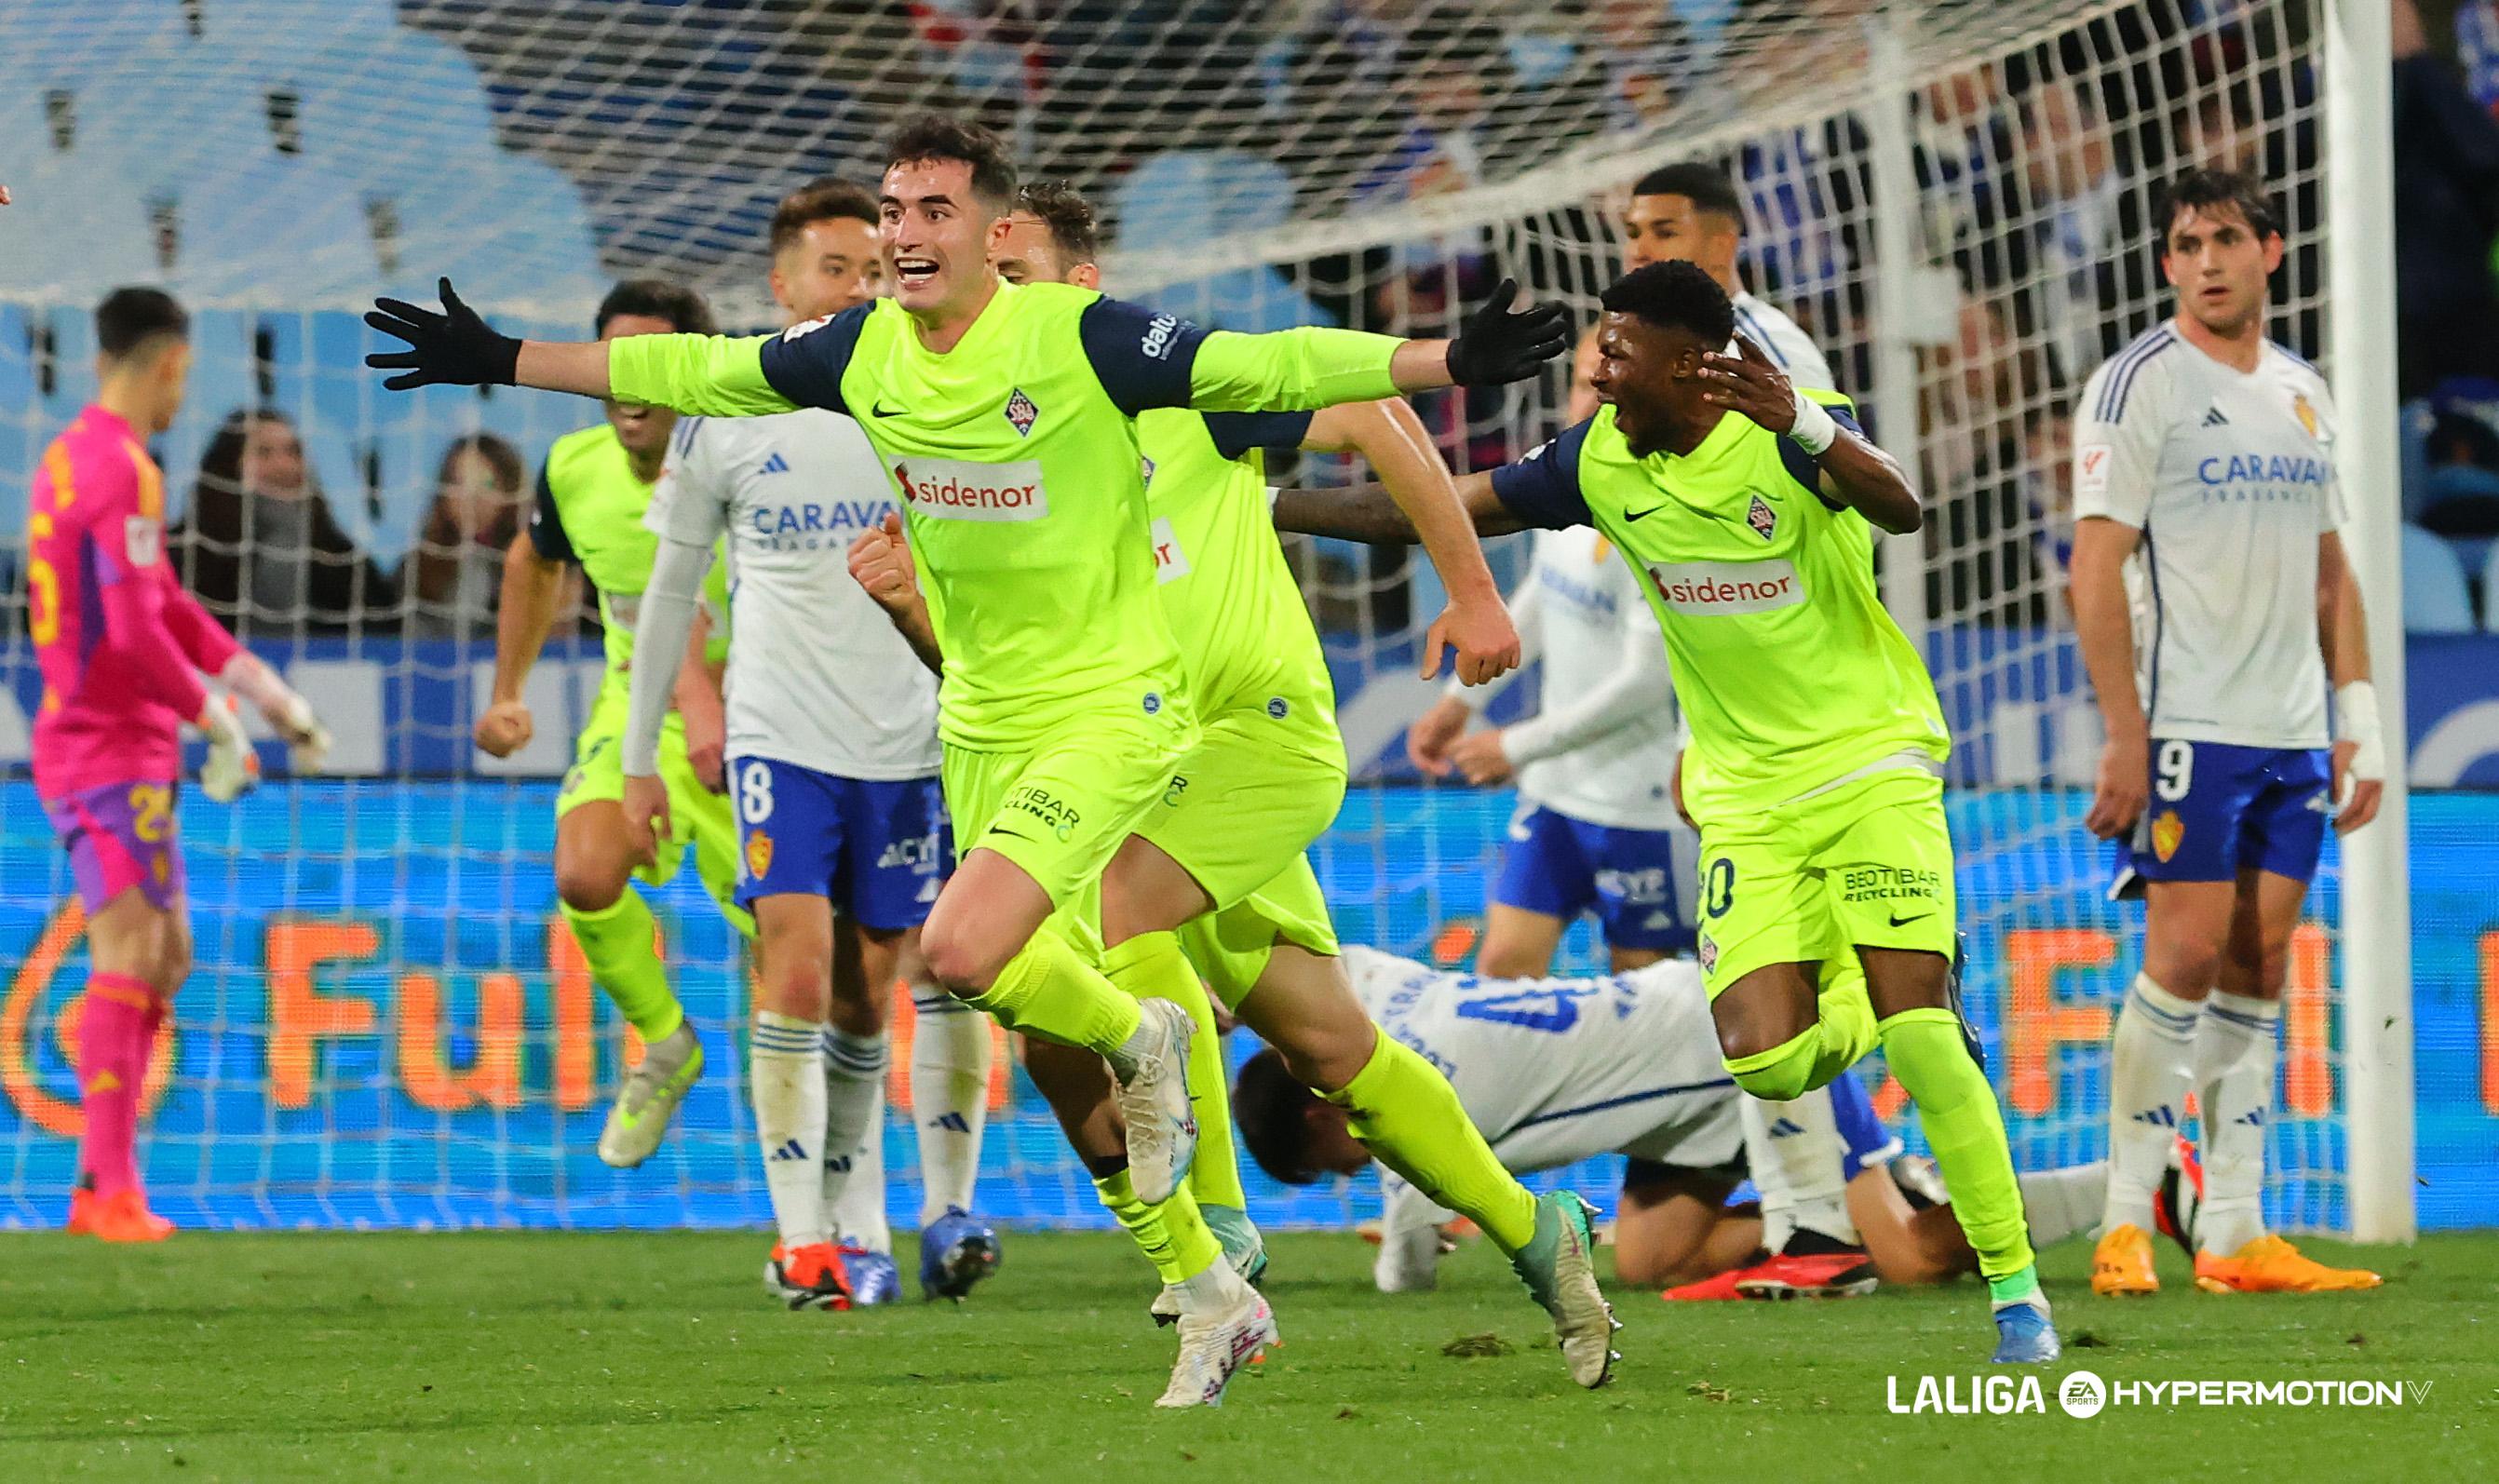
left=556, top=683, right=750, bottom=935
left=940, top=703, right=1198, bottom=932
left=1176, top=855, right=1339, bottom=1010
left=1694, top=764, right=1956, bottom=996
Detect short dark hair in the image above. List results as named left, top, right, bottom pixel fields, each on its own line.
left=883, top=112, right=1017, bottom=214
left=1630, top=161, right=1745, bottom=224
left=768, top=177, right=880, bottom=255
left=2155, top=168, right=2280, bottom=251
left=1234, top=1048, right=1326, bottom=1186
left=594, top=277, right=716, bottom=337
left=1014, top=181, right=1101, bottom=266
left=1600, top=260, right=1736, bottom=345
left=95, top=286, right=188, bottom=360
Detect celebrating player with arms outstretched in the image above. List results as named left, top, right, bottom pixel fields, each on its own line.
left=1273, top=260, right=2056, bottom=1365
left=2070, top=169, right=2384, bottom=1298
left=857, top=180, right=1616, bottom=1388
left=473, top=279, right=751, bottom=1170
left=617, top=178, right=991, bottom=1311
left=27, top=288, right=328, bottom=1240
left=367, top=114, right=1598, bottom=1405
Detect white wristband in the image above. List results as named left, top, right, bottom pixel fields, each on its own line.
left=2334, top=681, right=2385, bottom=789
left=1788, top=393, right=1839, bottom=456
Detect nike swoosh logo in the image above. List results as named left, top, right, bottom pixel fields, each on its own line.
left=1628, top=501, right=1725, bottom=523
left=989, top=825, right=1035, bottom=843
left=872, top=400, right=906, bottom=417
left=1888, top=910, right=1935, bottom=927
left=1624, top=504, right=1667, bottom=521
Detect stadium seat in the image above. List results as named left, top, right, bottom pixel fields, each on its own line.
left=2402, top=522, right=2476, bottom=634
left=1114, top=151, right=1333, bottom=331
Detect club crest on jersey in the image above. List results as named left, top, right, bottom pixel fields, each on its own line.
left=1697, top=933, right=1720, bottom=974
left=1005, top=388, right=1039, bottom=437
left=2151, top=810, right=2184, bottom=864
left=1746, top=492, right=1778, bottom=542
left=745, top=830, right=775, bottom=882
left=2291, top=392, right=2318, bottom=439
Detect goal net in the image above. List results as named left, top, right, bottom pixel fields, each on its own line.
left=0, top=0, right=2384, bottom=1236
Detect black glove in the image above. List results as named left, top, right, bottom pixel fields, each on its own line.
left=1443, top=278, right=1573, bottom=386
left=365, top=278, right=520, bottom=390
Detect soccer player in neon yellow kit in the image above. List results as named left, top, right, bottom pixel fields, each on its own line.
left=472, top=280, right=750, bottom=1170
left=1271, top=260, right=2057, bottom=1365
left=849, top=179, right=1618, bottom=1382
left=366, top=115, right=1611, bottom=1404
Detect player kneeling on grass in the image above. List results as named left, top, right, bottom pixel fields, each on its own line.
left=27, top=287, right=330, bottom=1241
left=622, top=178, right=992, bottom=1311
left=1235, top=948, right=2109, bottom=1297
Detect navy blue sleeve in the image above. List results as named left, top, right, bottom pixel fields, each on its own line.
left=526, top=465, right=574, bottom=563
left=1488, top=419, right=1596, bottom=530
left=1079, top=296, right=1211, bottom=416
left=1778, top=404, right=1863, bottom=510
left=1201, top=410, right=1315, bottom=462
left=755, top=304, right=872, bottom=416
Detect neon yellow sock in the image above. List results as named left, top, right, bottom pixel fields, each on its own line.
left=561, top=891, right=682, bottom=1042
left=962, top=924, right=1143, bottom=1056
left=1327, top=1033, right=1536, bottom=1253
left=1102, top=931, right=1246, bottom=1214
left=1091, top=1167, right=1222, bottom=1286
left=1883, top=1006, right=2035, bottom=1280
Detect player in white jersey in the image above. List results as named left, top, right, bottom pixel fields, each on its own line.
left=619, top=180, right=998, bottom=1312
left=1236, top=946, right=2111, bottom=1296
left=2068, top=169, right=2386, bottom=1299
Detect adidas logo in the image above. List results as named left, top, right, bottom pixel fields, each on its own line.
left=926, top=1111, right=972, bottom=1135
left=2132, top=1106, right=2181, bottom=1128
left=1767, top=1118, right=1806, bottom=1138
left=2201, top=406, right=2229, bottom=427
left=767, top=1138, right=809, bottom=1162
left=759, top=451, right=791, bottom=475
left=2235, top=1108, right=2266, bottom=1127
left=823, top=1153, right=853, bottom=1173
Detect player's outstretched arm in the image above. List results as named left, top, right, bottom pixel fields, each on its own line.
left=1701, top=333, right=1920, bottom=533
left=2069, top=516, right=2149, bottom=840
left=847, top=513, right=945, bottom=676
left=1270, top=470, right=1527, bottom=546
left=2317, top=530, right=2384, bottom=832
left=367, top=279, right=799, bottom=416
left=1180, top=279, right=1570, bottom=415
left=1304, top=399, right=1519, bottom=683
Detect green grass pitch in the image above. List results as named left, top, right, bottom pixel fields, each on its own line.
left=3, top=1230, right=2493, bottom=1480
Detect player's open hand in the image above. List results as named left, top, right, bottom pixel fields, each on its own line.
left=366, top=277, right=521, bottom=389
left=1406, top=696, right=1470, bottom=777
left=474, top=697, right=534, bottom=759
left=2330, top=739, right=2384, bottom=834
left=1446, top=729, right=1514, bottom=786
left=1699, top=333, right=1797, bottom=434
left=620, top=773, right=670, bottom=868
left=1445, top=278, right=1574, bottom=386
left=1422, top=594, right=1520, bottom=686
left=2086, top=732, right=2149, bottom=841
left=847, top=511, right=922, bottom=614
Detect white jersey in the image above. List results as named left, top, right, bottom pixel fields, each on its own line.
left=1731, top=290, right=1837, bottom=392
left=648, top=411, right=941, bottom=779
left=2072, top=326, right=2345, bottom=749
left=1343, top=945, right=1739, bottom=1288
left=1454, top=526, right=1682, bottom=831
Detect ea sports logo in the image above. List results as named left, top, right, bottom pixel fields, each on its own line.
left=2059, top=1370, right=2107, bottom=1420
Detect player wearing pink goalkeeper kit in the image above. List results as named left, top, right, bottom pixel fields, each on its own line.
left=24, top=288, right=329, bottom=1241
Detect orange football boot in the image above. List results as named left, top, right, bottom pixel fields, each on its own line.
left=81, top=1189, right=173, bottom=1243
left=2091, top=1223, right=2160, bottom=1296
left=2194, top=1235, right=2382, bottom=1294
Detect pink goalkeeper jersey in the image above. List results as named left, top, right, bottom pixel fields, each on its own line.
left=27, top=405, right=241, bottom=797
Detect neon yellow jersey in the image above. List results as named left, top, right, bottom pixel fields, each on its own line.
left=1137, top=408, right=1339, bottom=762
left=1489, top=398, right=1949, bottom=824
left=528, top=424, right=731, bottom=699
left=606, top=278, right=1405, bottom=750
